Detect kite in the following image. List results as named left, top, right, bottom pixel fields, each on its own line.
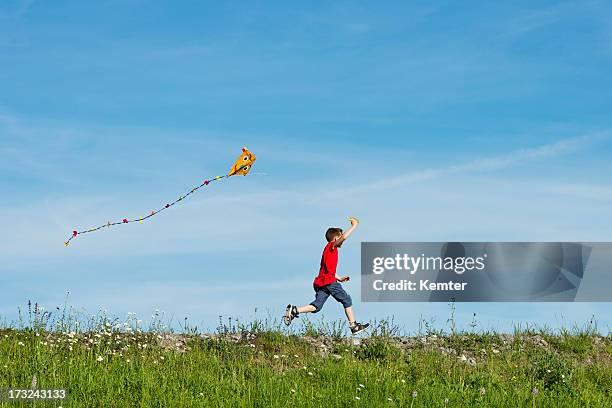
left=64, top=147, right=256, bottom=246
left=228, top=147, right=256, bottom=176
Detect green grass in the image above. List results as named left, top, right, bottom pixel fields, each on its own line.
left=0, top=323, right=610, bottom=407
left=0, top=303, right=610, bottom=407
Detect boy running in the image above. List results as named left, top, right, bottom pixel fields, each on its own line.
left=284, top=217, right=369, bottom=335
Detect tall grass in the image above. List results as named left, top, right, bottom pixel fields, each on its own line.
left=0, top=300, right=610, bottom=407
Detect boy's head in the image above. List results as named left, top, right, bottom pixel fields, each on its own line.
left=325, top=227, right=343, bottom=246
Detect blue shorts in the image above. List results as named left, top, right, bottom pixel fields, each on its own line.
left=310, top=282, right=352, bottom=312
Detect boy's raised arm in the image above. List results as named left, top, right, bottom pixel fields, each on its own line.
left=333, top=217, right=359, bottom=247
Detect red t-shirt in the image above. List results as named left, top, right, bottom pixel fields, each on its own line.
left=313, top=241, right=338, bottom=288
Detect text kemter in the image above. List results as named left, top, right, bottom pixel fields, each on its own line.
left=373, top=279, right=468, bottom=291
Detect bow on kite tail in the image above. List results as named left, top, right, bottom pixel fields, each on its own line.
left=64, top=147, right=256, bottom=246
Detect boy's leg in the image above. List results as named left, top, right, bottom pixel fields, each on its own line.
left=328, top=282, right=370, bottom=335
left=284, top=287, right=330, bottom=326
left=327, top=282, right=353, bottom=320
left=344, top=306, right=355, bottom=325
left=298, top=305, right=317, bottom=313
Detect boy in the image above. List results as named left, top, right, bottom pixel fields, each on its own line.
left=284, top=217, right=369, bottom=335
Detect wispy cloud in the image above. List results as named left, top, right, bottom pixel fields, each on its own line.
left=500, top=2, right=579, bottom=38
left=1, top=128, right=608, bottom=265
left=333, top=133, right=609, bottom=196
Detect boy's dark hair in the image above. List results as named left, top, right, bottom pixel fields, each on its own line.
left=325, top=227, right=343, bottom=242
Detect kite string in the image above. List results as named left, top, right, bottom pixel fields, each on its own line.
left=64, top=173, right=232, bottom=246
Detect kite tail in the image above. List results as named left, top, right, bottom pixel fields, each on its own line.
left=64, top=174, right=230, bottom=246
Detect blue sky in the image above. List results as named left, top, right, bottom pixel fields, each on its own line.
left=1, top=1, right=611, bottom=333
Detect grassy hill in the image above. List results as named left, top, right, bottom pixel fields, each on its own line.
left=0, top=310, right=610, bottom=407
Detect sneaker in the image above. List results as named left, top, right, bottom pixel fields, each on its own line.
left=283, top=305, right=299, bottom=326
left=350, top=322, right=370, bottom=335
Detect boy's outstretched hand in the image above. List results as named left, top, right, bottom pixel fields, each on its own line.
left=334, top=216, right=360, bottom=248
left=337, top=276, right=350, bottom=283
